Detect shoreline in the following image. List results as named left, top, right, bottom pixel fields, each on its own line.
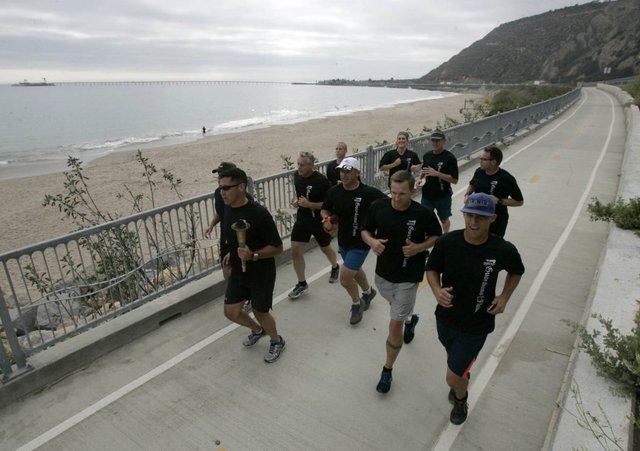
left=0, top=93, right=482, bottom=254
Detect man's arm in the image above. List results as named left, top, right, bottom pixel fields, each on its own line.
left=426, top=270, right=454, bottom=308
left=487, top=273, right=522, bottom=315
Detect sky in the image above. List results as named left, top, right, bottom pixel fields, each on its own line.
left=0, top=0, right=597, bottom=84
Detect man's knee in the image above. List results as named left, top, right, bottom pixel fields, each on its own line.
left=291, top=242, right=305, bottom=259
left=224, top=304, right=241, bottom=321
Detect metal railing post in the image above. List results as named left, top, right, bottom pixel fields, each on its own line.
left=0, top=290, right=32, bottom=382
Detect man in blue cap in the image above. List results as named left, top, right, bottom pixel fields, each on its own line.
left=426, top=193, right=525, bottom=425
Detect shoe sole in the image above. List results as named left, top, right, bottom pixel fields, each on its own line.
left=288, top=288, right=308, bottom=299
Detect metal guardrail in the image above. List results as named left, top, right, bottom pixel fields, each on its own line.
left=0, top=87, right=581, bottom=382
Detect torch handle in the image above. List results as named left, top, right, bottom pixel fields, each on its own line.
left=238, top=243, right=247, bottom=272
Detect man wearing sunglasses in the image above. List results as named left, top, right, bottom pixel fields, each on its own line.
left=321, top=157, right=386, bottom=325
left=205, top=162, right=254, bottom=280
left=419, top=130, right=459, bottom=233
left=219, top=168, right=286, bottom=363
left=465, top=145, right=524, bottom=238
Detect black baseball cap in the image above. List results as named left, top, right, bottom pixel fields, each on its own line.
left=212, top=162, right=236, bottom=174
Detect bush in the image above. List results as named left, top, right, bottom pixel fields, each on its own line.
left=588, top=197, right=640, bottom=233
left=622, top=79, right=640, bottom=107
left=483, top=85, right=574, bottom=116
left=567, top=309, right=640, bottom=395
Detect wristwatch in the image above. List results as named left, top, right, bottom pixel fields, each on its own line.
left=252, top=252, right=259, bottom=261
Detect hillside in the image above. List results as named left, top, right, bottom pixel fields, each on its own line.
left=421, top=0, right=640, bottom=84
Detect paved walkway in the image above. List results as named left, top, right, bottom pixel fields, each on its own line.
left=0, top=87, right=632, bottom=451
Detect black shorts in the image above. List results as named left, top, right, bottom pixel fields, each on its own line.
left=291, top=219, right=332, bottom=247
left=436, top=320, right=488, bottom=378
left=224, top=269, right=275, bottom=313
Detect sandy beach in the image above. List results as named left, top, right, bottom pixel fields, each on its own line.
left=0, top=93, right=482, bottom=254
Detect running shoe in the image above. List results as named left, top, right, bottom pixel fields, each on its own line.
left=288, top=282, right=308, bottom=299
left=403, top=314, right=419, bottom=344
left=376, top=369, right=393, bottom=394
left=264, top=337, right=286, bottom=363
left=361, top=288, right=377, bottom=311
left=329, top=264, right=340, bottom=283
left=242, top=328, right=266, bottom=347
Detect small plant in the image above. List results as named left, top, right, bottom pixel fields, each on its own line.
left=30, top=152, right=195, bottom=321
left=442, top=115, right=460, bottom=129
left=280, top=154, right=294, bottom=170
left=565, top=307, right=640, bottom=395
left=622, top=79, right=640, bottom=107
left=563, top=383, right=625, bottom=451
left=588, top=196, right=640, bottom=235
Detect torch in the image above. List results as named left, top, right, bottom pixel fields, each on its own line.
left=231, top=219, right=251, bottom=272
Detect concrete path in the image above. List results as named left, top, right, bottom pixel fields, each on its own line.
left=0, top=87, right=628, bottom=451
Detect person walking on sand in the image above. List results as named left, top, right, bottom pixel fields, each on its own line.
left=362, top=170, right=442, bottom=394
left=378, top=131, right=422, bottom=187
left=321, top=157, right=386, bottom=325
left=465, top=145, right=523, bottom=238
left=419, top=129, right=459, bottom=233
left=326, top=141, right=348, bottom=186
left=426, top=193, right=524, bottom=424
left=287, top=152, right=340, bottom=300
left=219, top=167, right=286, bottom=363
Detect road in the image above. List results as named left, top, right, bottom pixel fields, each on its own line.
left=0, top=87, right=628, bottom=451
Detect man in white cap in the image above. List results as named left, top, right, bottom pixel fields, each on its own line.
left=426, top=192, right=524, bottom=425
left=321, top=157, right=386, bottom=325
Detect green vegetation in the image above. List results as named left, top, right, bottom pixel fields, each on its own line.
left=25, top=152, right=195, bottom=318
left=588, top=197, right=640, bottom=235
left=567, top=310, right=640, bottom=396
left=622, top=79, right=640, bottom=107
left=481, top=86, right=574, bottom=116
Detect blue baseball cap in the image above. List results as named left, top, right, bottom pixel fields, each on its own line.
left=461, top=193, right=495, bottom=216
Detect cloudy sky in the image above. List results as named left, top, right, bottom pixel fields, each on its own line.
left=1, top=0, right=595, bottom=84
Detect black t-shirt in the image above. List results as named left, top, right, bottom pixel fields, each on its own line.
left=322, top=183, right=386, bottom=249
left=326, top=160, right=340, bottom=186
left=379, top=149, right=421, bottom=183
left=426, top=230, right=525, bottom=334
left=421, top=150, right=459, bottom=199
left=294, top=171, right=330, bottom=223
left=221, top=200, right=283, bottom=282
left=363, top=199, right=442, bottom=283
left=469, top=168, right=523, bottom=218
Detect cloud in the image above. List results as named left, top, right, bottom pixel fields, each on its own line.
left=0, top=0, right=596, bottom=83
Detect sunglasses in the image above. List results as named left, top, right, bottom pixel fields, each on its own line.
left=339, top=166, right=355, bottom=172
left=220, top=183, right=241, bottom=191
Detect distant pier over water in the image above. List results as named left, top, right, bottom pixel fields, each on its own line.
left=54, top=80, right=295, bottom=86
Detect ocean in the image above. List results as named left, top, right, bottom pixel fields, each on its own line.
left=0, top=82, right=453, bottom=174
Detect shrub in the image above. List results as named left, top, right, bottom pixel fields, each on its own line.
left=588, top=197, right=640, bottom=233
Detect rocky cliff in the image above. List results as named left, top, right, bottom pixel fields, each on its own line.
left=421, top=0, right=640, bottom=84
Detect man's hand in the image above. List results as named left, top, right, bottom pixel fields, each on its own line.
left=434, top=286, right=454, bottom=308
left=369, top=238, right=388, bottom=256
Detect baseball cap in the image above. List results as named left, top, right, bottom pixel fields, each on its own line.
left=212, top=162, right=236, bottom=174
left=431, top=130, right=446, bottom=140
left=461, top=193, right=495, bottom=216
left=336, top=157, right=361, bottom=172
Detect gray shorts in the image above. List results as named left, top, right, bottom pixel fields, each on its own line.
left=375, top=274, right=418, bottom=322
